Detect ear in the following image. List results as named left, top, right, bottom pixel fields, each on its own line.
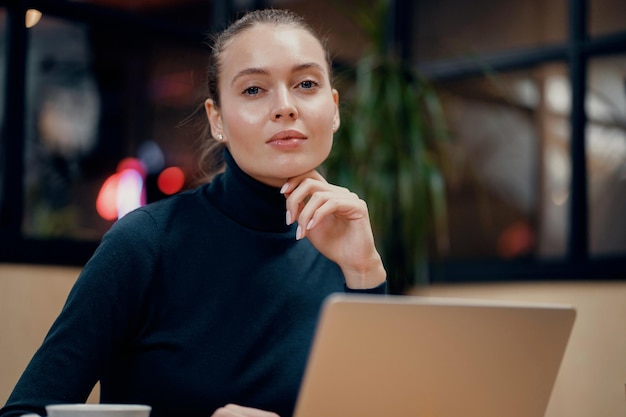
left=204, top=99, right=224, bottom=139
left=331, top=88, right=341, bottom=132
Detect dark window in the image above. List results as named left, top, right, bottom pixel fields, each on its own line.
left=1, top=0, right=625, bottom=281
left=414, top=0, right=626, bottom=281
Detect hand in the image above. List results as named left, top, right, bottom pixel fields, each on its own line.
left=210, top=404, right=280, bottom=417
left=281, top=170, right=386, bottom=289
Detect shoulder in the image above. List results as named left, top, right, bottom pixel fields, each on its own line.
left=98, top=185, right=210, bottom=254
left=79, top=188, right=208, bottom=280
left=110, top=185, right=209, bottom=233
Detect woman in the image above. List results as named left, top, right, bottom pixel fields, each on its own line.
left=0, top=9, right=386, bottom=417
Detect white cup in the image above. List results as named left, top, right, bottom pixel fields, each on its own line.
left=45, top=404, right=151, bottom=417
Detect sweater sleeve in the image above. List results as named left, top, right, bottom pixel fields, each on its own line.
left=344, top=280, right=387, bottom=295
left=0, top=209, right=159, bottom=417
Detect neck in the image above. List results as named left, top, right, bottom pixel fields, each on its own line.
left=205, top=149, right=294, bottom=234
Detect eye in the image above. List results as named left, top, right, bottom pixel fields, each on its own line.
left=299, top=80, right=319, bottom=89
left=243, top=86, right=261, bottom=96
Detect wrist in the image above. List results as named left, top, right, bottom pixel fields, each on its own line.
left=341, top=255, right=387, bottom=290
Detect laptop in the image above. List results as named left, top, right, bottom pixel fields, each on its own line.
left=293, top=293, right=576, bottom=417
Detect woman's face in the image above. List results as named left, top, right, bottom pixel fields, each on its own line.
left=205, top=24, right=340, bottom=188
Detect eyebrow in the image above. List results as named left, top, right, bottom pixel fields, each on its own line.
left=230, top=62, right=326, bottom=86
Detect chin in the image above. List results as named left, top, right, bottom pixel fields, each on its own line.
left=273, top=154, right=322, bottom=173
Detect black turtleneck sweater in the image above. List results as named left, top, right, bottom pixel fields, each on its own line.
left=1, top=151, right=386, bottom=417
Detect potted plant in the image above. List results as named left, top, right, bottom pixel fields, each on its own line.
left=324, top=1, right=451, bottom=294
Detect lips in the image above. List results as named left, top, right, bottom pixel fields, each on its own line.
left=266, top=129, right=307, bottom=143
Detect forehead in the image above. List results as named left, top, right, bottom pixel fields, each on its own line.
left=220, top=23, right=329, bottom=76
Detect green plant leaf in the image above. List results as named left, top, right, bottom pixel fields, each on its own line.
left=325, top=0, right=453, bottom=293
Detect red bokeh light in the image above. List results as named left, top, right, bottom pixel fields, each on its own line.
left=96, top=173, right=121, bottom=221
left=157, top=166, right=185, bottom=195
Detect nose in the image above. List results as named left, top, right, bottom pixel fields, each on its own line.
left=272, top=88, right=298, bottom=121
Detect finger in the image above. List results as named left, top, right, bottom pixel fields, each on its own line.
left=301, top=192, right=367, bottom=236
left=280, top=169, right=327, bottom=198
left=212, top=404, right=280, bottom=417
left=293, top=190, right=334, bottom=240
left=283, top=177, right=327, bottom=225
left=285, top=179, right=347, bottom=231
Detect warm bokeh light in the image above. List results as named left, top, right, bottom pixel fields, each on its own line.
left=117, top=169, right=146, bottom=218
left=96, top=173, right=121, bottom=221
left=157, top=166, right=185, bottom=195
left=25, top=9, right=42, bottom=28
left=497, top=220, right=535, bottom=259
left=118, top=157, right=147, bottom=177
left=96, top=158, right=147, bottom=221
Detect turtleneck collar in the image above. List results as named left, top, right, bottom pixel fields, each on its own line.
left=205, top=149, right=295, bottom=234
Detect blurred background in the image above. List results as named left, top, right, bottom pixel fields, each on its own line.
left=2, top=2, right=626, bottom=415
left=0, top=0, right=625, bottom=283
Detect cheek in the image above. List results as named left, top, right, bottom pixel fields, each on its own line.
left=221, top=104, right=265, bottom=138
left=304, top=96, right=337, bottom=127
left=233, top=108, right=264, bottom=125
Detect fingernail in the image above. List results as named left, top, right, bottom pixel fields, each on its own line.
left=296, top=225, right=303, bottom=240
left=280, top=183, right=289, bottom=194
left=306, top=219, right=314, bottom=230
left=286, top=210, right=292, bottom=225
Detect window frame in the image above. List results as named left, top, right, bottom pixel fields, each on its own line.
left=0, top=0, right=207, bottom=266
left=413, top=0, right=626, bottom=282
